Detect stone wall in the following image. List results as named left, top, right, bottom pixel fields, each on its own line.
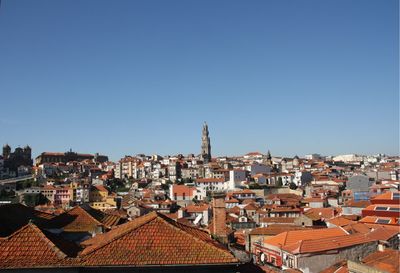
left=296, top=241, right=378, bottom=273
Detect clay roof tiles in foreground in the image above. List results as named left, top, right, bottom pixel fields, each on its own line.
left=80, top=211, right=238, bottom=266
left=0, top=223, right=75, bottom=269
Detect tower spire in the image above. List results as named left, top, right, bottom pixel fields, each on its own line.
left=201, top=122, right=212, bottom=164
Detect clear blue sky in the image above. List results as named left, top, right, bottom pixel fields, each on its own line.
left=0, top=0, right=398, bottom=161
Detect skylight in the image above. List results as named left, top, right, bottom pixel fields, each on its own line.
left=375, top=219, right=390, bottom=224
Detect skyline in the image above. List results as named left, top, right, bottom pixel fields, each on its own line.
left=0, top=0, right=399, bottom=160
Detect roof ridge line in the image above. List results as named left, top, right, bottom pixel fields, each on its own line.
left=80, top=212, right=158, bottom=257
left=157, top=213, right=236, bottom=259
left=6, top=223, right=67, bottom=260
left=75, top=205, right=103, bottom=226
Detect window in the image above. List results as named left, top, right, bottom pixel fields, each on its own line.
left=393, top=193, right=400, bottom=199
left=183, top=193, right=186, bottom=200
left=388, top=207, right=400, bottom=212
left=375, top=206, right=388, bottom=211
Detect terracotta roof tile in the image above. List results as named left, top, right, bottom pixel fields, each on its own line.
left=362, top=249, right=399, bottom=273
left=80, top=212, right=238, bottom=266
left=0, top=204, right=55, bottom=237
left=48, top=206, right=103, bottom=232
left=0, top=223, right=69, bottom=269
left=264, top=227, right=347, bottom=247
left=326, top=216, right=356, bottom=227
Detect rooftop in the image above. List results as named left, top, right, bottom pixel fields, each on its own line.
left=80, top=211, right=238, bottom=266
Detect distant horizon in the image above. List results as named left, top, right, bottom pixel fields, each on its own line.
left=1, top=0, right=398, bottom=161
left=2, top=142, right=397, bottom=163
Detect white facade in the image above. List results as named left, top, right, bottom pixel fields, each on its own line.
left=246, top=163, right=271, bottom=176
left=227, top=169, right=247, bottom=190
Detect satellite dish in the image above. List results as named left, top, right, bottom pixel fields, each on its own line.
left=260, top=253, right=265, bottom=262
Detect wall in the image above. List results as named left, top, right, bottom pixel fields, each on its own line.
left=294, top=242, right=378, bottom=273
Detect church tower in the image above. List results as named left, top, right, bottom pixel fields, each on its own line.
left=3, top=144, right=11, bottom=160
left=201, top=122, right=212, bottom=164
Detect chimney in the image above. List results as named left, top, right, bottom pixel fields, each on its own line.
left=211, top=192, right=228, bottom=244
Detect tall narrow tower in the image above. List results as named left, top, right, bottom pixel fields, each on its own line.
left=201, top=122, right=212, bottom=164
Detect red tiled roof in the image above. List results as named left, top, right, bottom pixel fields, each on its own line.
left=282, top=233, right=369, bottom=254
left=0, top=203, right=55, bottom=237
left=359, top=216, right=399, bottom=225
left=80, top=212, right=238, bottom=266
left=0, top=223, right=70, bottom=269
left=49, top=206, right=103, bottom=232
left=283, top=226, right=399, bottom=255
left=260, top=217, right=296, bottom=224
left=303, top=208, right=336, bottom=221
left=264, top=227, right=347, bottom=247
left=244, top=203, right=258, bottom=211
left=185, top=204, right=209, bottom=213
left=362, top=249, right=399, bottom=273
left=196, top=178, right=225, bottom=183
left=326, top=216, right=356, bottom=227
left=372, top=190, right=400, bottom=201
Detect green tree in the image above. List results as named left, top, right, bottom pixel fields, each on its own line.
left=23, top=193, right=48, bottom=207
left=289, top=182, right=298, bottom=190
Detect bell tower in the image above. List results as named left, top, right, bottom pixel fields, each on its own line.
left=200, top=122, right=212, bottom=164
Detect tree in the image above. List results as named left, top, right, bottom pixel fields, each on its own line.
left=23, top=193, right=48, bottom=207
left=289, top=182, right=298, bottom=190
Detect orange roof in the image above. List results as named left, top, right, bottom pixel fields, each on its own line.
left=196, top=178, right=225, bottom=183
left=171, top=184, right=195, bottom=196
left=80, top=212, right=238, bottom=266
left=49, top=206, right=103, bottom=232
left=326, top=216, right=356, bottom=227
left=264, top=227, right=347, bottom=247
left=372, top=190, right=400, bottom=201
left=359, top=216, right=399, bottom=225
left=244, top=203, right=258, bottom=211
left=303, top=208, right=336, bottom=220
left=185, top=204, right=209, bottom=213
left=283, top=226, right=399, bottom=255
left=282, top=233, right=370, bottom=254
left=0, top=223, right=69, bottom=269
left=362, top=249, right=400, bottom=273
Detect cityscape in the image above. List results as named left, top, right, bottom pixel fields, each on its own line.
left=0, top=122, right=399, bottom=272
left=0, top=1, right=398, bottom=273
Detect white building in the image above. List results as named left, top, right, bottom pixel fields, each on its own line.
left=227, top=169, right=247, bottom=190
